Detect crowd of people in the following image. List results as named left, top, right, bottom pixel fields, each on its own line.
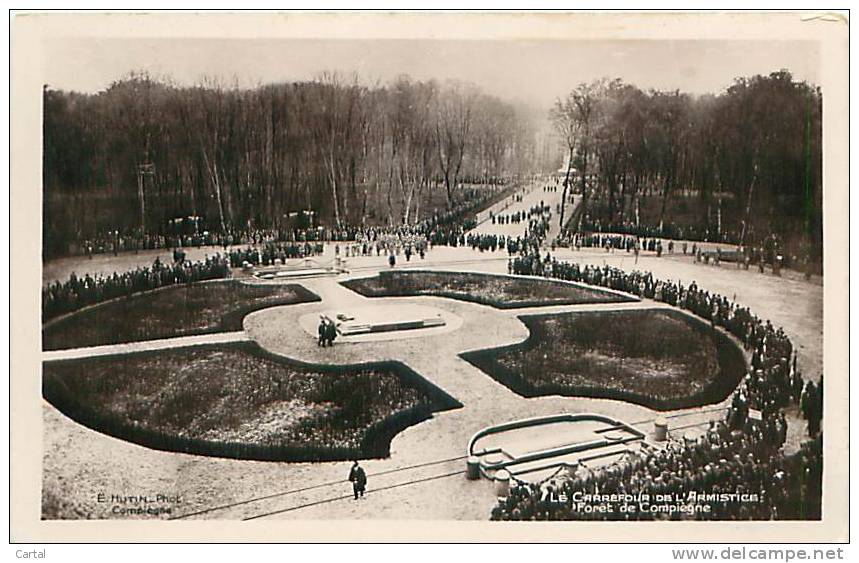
left=461, top=199, right=555, bottom=257
left=44, top=182, right=519, bottom=321
left=489, top=202, right=552, bottom=227
left=56, top=183, right=512, bottom=259
left=491, top=429, right=822, bottom=521
left=554, top=227, right=815, bottom=280
left=66, top=227, right=306, bottom=258
left=44, top=182, right=523, bottom=321
left=464, top=232, right=544, bottom=257
left=491, top=250, right=823, bottom=521
left=582, top=219, right=737, bottom=245
left=562, top=220, right=815, bottom=275
left=42, top=255, right=230, bottom=321
left=323, top=186, right=514, bottom=253
left=563, top=231, right=760, bottom=266
left=566, top=232, right=669, bottom=256
left=335, top=231, right=429, bottom=262
left=226, top=242, right=325, bottom=268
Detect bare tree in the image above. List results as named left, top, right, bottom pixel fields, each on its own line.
left=550, top=78, right=618, bottom=230
left=434, top=82, right=476, bottom=208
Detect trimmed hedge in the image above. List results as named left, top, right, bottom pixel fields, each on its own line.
left=341, top=270, right=636, bottom=310
left=42, top=341, right=461, bottom=462
left=42, top=281, right=321, bottom=351
left=460, top=309, right=747, bottom=411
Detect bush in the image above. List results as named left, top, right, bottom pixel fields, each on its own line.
left=461, top=309, right=746, bottom=411
left=43, top=342, right=461, bottom=462
left=43, top=281, right=321, bottom=350
left=342, top=270, right=634, bottom=309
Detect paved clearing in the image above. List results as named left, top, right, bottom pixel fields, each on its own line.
left=41, top=238, right=823, bottom=521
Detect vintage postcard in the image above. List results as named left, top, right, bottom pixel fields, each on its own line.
left=9, top=10, right=849, bottom=543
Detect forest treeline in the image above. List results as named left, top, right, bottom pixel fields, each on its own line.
left=551, top=71, right=822, bottom=257
left=43, top=73, right=544, bottom=254
left=44, top=69, right=822, bottom=259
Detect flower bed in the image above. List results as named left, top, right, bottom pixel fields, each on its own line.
left=42, top=342, right=461, bottom=461
left=461, top=309, right=746, bottom=411
left=42, top=281, right=320, bottom=350
left=341, top=270, right=636, bottom=309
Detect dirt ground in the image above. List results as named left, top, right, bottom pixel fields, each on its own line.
left=40, top=240, right=823, bottom=522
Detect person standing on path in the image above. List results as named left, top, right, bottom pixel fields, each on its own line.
left=324, top=318, right=338, bottom=347
left=317, top=316, right=327, bottom=347
left=349, top=461, right=367, bottom=500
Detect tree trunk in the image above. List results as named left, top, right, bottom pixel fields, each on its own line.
left=658, top=168, right=672, bottom=232
left=326, top=149, right=341, bottom=227
left=443, top=172, right=453, bottom=208
left=414, top=178, right=425, bottom=223
left=608, top=173, right=617, bottom=224
left=576, top=149, right=589, bottom=231
left=398, top=165, right=412, bottom=224
left=739, top=163, right=759, bottom=246
left=200, top=143, right=226, bottom=232
left=559, top=146, right=574, bottom=228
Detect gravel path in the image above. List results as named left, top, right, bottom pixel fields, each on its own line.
left=469, top=183, right=568, bottom=241
left=41, top=331, right=250, bottom=362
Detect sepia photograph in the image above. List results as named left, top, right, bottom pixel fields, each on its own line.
left=9, top=10, right=849, bottom=544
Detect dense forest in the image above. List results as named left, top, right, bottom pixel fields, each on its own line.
left=43, top=73, right=547, bottom=253
left=552, top=71, right=822, bottom=258
left=44, top=69, right=821, bottom=260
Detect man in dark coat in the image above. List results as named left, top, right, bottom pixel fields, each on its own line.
left=348, top=461, right=367, bottom=500
left=325, top=318, right=338, bottom=347
left=317, top=317, right=327, bottom=347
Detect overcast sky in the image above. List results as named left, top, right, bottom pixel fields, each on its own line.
left=45, top=38, right=819, bottom=110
